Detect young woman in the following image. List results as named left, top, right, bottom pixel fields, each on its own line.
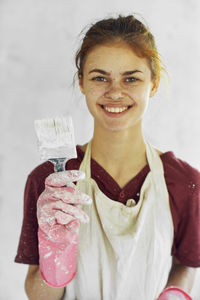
left=15, top=15, right=200, bottom=300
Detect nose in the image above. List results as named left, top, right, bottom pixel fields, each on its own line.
left=104, top=81, right=124, bottom=101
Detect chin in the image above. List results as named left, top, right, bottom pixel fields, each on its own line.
left=102, top=123, right=130, bottom=133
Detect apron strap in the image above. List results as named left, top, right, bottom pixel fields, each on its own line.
left=79, top=140, right=92, bottom=179
left=145, top=141, right=164, bottom=176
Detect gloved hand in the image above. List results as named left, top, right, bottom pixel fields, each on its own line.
left=157, top=286, right=192, bottom=300
left=37, top=170, right=92, bottom=288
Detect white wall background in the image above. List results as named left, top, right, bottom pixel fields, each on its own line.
left=0, top=0, right=200, bottom=299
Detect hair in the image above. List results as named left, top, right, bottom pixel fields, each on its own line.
left=74, top=14, right=166, bottom=89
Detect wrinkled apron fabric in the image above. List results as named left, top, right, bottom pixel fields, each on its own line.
left=64, top=141, right=174, bottom=300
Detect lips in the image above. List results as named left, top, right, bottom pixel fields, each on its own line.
left=99, top=104, right=133, bottom=114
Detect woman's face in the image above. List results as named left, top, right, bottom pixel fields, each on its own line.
left=79, top=42, right=157, bottom=133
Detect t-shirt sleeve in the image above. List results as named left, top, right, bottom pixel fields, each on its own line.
left=14, top=173, right=46, bottom=264
left=171, top=163, right=200, bottom=267
left=14, top=159, right=53, bottom=265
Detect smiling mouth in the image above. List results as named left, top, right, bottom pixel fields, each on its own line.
left=99, top=105, right=132, bottom=113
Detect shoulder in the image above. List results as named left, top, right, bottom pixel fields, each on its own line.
left=24, top=161, right=53, bottom=201
left=159, top=150, right=200, bottom=216
left=160, top=150, right=200, bottom=187
left=27, top=161, right=53, bottom=189
left=151, top=147, right=200, bottom=202
left=152, top=145, right=199, bottom=188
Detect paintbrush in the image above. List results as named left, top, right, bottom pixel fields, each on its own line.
left=34, top=116, right=77, bottom=172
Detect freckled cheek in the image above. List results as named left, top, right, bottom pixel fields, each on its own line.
left=85, top=86, right=105, bottom=99
left=84, top=89, right=103, bottom=113
left=129, top=87, right=151, bottom=104
left=126, top=89, right=142, bottom=103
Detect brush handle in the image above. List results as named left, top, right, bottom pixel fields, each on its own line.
left=49, top=158, right=68, bottom=172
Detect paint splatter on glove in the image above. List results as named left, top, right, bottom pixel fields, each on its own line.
left=37, top=170, right=92, bottom=288
left=157, top=286, right=192, bottom=300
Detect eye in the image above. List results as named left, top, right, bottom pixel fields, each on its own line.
left=91, top=76, right=108, bottom=82
left=124, top=77, right=139, bottom=83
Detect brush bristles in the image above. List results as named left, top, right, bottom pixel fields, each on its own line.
left=34, top=116, right=77, bottom=161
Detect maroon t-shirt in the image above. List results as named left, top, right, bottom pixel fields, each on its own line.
left=15, top=146, right=200, bottom=267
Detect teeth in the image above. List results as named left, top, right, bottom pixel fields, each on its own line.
left=104, top=106, right=129, bottom=113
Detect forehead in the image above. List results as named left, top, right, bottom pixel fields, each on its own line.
left=83, top=43, right=150, bottom=74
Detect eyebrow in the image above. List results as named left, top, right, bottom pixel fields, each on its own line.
left=88, top=68, right=143, bottom=76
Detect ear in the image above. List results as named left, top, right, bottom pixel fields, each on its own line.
left=79, top=77, right=85, bottom=95
left=150, top=80, right=158, bottom=98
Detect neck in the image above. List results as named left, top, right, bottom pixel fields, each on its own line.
left=91, top=121, right=147, bottom=171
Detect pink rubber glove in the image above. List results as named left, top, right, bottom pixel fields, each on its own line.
left=37, top=170, right=92, bottom=288
left=157, top=287, right=192, bottom=300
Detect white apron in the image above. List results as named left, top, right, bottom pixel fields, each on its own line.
left=64, top=141, right=174, bottom=300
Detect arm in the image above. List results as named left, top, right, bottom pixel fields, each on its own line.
left=165, top=257, right=196, bottom=293
left=25, top=265, right=65, bottom=300
left=157, top=257, right=196, bottom=299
